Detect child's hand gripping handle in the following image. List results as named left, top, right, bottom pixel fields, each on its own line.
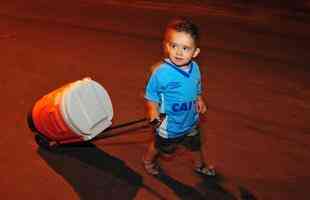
left=149, top=113, right=166, bottom=129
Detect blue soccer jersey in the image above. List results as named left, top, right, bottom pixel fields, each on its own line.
left=145, top=59, right=202, bottom=138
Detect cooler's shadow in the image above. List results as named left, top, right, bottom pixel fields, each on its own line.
left=37, top=142, right=142, bottom=200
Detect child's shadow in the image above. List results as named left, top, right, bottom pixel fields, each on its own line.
left=156, top=172, right=256, bottom=200
left=37, top=142, right=143, bottom=200
left=156, top=172, right=236, bottom=200
left=197, top=175, right=257, bottom=200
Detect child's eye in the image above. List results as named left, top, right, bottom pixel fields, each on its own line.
left=183, top=46, right=192, bottom=51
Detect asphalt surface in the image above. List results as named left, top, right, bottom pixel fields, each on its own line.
left=1, top=1, right=310, bottom=200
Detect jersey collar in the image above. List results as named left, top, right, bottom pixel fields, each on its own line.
left=163, top=58, right=193, bottom=77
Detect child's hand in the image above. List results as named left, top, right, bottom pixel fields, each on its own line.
left=149, top=113, right=166, bottom=129
left=196, top=96, right=207, bottom=114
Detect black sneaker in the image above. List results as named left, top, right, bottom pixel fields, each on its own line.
left=142, top=158, right=161, bottom=176
left=195, top=165, right=216, bottom=177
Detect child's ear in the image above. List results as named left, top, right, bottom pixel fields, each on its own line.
left=193, top=48, right=200, bottom=58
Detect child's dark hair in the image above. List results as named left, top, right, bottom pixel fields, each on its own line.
left=165, top=17, right=200, bottom=42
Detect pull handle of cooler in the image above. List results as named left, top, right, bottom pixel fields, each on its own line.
left=107, top=118, right=147, bottom=131
left=93, top=117, right=148, bottom=140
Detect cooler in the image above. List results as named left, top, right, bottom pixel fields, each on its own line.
left=31, top=78, right=113, bottom=145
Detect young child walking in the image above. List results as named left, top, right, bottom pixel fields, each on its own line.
left=143, top=17, right=215, bottom=177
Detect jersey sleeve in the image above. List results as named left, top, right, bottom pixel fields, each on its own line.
left=145, top=71, right=161, bottom=103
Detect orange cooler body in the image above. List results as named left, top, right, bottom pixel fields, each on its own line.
left=31, top=78, right=113, bottom=144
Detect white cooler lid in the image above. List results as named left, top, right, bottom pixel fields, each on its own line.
left=61, top=78, right=113, bottom=137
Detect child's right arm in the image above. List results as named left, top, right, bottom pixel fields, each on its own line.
left=145, top=62, right=164, bottom=128
left=146, top=100, right=165, bottom=129
left=145, top=100, right=160, bottom=122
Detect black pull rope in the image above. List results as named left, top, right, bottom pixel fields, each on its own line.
left=92, top=118, right=148, bottom=141
left=108, top=118, right=147, bottom=131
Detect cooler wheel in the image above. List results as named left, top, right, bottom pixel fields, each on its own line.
left=35, top=134, right=58, bottom=150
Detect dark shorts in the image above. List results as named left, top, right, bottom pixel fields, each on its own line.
left=155, top=127, right=201, bottom=154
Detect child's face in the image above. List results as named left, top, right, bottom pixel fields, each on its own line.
left=165, top=30, right=200, bottom=66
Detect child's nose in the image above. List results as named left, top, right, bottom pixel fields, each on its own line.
left=176, top=47, right=183, bottom=56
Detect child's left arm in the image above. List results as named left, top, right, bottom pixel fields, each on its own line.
left=196, top=95, right=207, bottom=114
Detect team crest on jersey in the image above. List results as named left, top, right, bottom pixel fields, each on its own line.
left=167, top=82, right=181, bottom=89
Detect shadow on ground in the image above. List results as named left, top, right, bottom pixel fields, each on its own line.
left=36, top=141, right=257, bottom=200
left=155, top=171, right=257, bottom=200
left=37, top=142, right=143, bottom=200
left=156, top=172, right=234, bottom=200
left=196, top=175, right=257, bottom=200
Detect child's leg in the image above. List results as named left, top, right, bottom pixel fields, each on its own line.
left=186, top=131, right=207, bottom=168
left=143, top=134, right=178, bottom=175
left=183, top=127, right=216, bottom=176
left=191, top=148, right=205, bottom=168
left=143, top=140, right=159, bottom=163
left=143, top=140, right=161, bottom=175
